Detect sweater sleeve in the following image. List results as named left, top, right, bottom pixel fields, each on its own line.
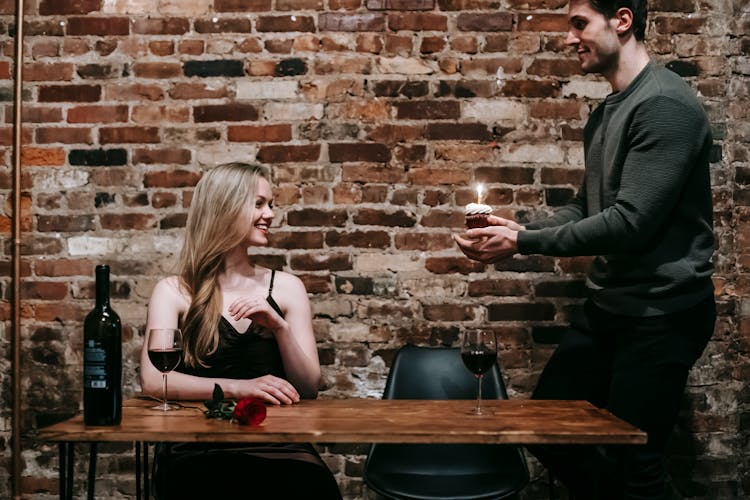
left=524, top=183, right=587, bottom=230
left=518, top=95, right=710, bottom=257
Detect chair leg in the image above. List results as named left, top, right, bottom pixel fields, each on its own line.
left=548, top=469, right=556, bottom=500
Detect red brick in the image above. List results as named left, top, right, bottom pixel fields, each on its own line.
left=420, top=36, right=446, bottom=53
left=149, top=41, right=175, bottom=56
left=31, top=303, right=90, bottom=322
left=330, top=0, right=362, bottom=7
left=131, top=105, right=189, bottom=124
left=66, top=17, right=130, bottom=36
left=39, top=85, right=101, bottom=103
left=425, top=256, right=484, bottom=274
left=39, top=0, right=101, bottom=15
left=35, top=127, right=92, bottom=144
left=388, top=13, right=447, bottom=31
left=257, top=144, right=321, bottom=163
left=195, top=18, right=253, bottom=33
left=457, top=13, right=512, bottom=32
left=517, top=13, right=568, bottom=32
left=650, top=0, right=694, bottom=12
left=228, top=124, right=292, bottom=142
left=22, top=148, right=66, bottom=166
left=394, top=232, right=454, bottom=250
left=268, top=231, right=325, bottom=249
left=299, top=275, right=332, bottom=294
left=341, top=165, right=405, bottom=184
left=423, top=304, right=474, bottom=321
left=21, top=281, right=69, bottom=300
left=483, top=34, right=508, bottom=52
left=368, top=0, right=433, bottom=8
left=132, top=18, right=190, bottom=35
left=23, top=63, right=74, bottom=82
left=527, top=58, right=582, bottom=77
left=17, top=106, right=63, bottom=123
left=505, top=0, right=567, bottom=7
left=325, top=230, right=390, bottom=248
left=215, top=0, right=272, bottom=11
left=168, top=82, right=228, bottom=100
left=384, top=35, right=413, bottom=55
left=179, top=40, right=205, bottom=55
left=287, top=208, right=348, bottom=227
left=100, top=126, right=160, bottom=144
left=529, top=101, right=586, bottom=120
left=104, top=83, right=164, bottom=101
left=449, top=35, right=477, bottom=53
left=366, top=124, right=425, bottom=143
left=68, top=105, right=128, bottom=123
left=144, top=170, right=201, bottom=188
left=151, top=192, right=177, bottom=209
left=460, top=58, right=523, bottom=76
left=100, top=213, right=156, bottom=230
left=132, top=62, right=181, bottom=79
left=319, top=13, right=385, bottom=31
left=420, top=209, right=463, bottom=228
left=541, top=167, right=584, bottom=186
left=408, top=167, right=469, bottom=185
left=353, top=208, right=416, bottom=227
left=425, top=123, right=492, bottom=141
left=257, top=16, right=316, bottom=32
left=654, top=16, right=706, bottom=35
left=277, top=0, right=323, bottom=8
left=35, top=258, right=94, bottom=277
left=133, top=148, right=191, bottom=165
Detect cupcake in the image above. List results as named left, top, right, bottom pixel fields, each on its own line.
left=465, top=202, right=492, bottom=228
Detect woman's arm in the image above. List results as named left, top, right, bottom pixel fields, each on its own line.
left=141, top=277, right=300, bottom=404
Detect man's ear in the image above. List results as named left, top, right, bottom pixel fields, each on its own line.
left=613, top=7, right=634, bottom=35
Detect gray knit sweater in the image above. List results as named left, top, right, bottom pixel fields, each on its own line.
left=517, top=63, right=714, bottom=317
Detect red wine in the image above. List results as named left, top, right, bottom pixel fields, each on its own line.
left=461, top=351, right=496, bottom=375
left=148, top=348, right=182, bottom=373
left=83, top=265, right=122, bottom=426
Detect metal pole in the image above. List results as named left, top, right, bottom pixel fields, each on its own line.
left=11, top=0, right=25, bottom=496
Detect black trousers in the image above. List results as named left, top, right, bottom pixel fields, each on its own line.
left=529, top=295, right=716, bottom=500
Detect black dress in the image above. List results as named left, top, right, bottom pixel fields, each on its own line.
left=153, top=271, right=342, bottom=500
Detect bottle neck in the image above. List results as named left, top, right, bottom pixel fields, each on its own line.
left=95, top=267, right=110, bottom=308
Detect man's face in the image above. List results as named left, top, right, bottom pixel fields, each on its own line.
left=566, top=0, right=622, bottom=76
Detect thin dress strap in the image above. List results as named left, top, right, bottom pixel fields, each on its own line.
left=266, top=270, right=283, bottom=317
left=268, top=269, right=276, bottom=296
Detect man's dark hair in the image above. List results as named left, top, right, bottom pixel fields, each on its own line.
left=589, top=0, right=648, bottom=41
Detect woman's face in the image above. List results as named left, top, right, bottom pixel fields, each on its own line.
left=239, top=177, right=274, bottom=247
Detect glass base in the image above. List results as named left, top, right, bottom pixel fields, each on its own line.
left=152, top=402, right=181, bottom=411
left=467, top=407, right=484, bottom=416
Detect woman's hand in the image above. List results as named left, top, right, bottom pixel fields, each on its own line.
left=227, top=296, right=287, bottom=333
left=231, top=375, right=300, bottom=405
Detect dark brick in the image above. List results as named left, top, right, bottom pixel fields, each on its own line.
left=532, top=325, right=568, bottom=344
left=194, top=18, right=254, bottom=33
left=436, top=80, right=495, bottom=98
left=395, top=101, right=460, bottom=119
left=494, top=255, right=555, bottom=272
left=527, top=58, right=582, bottom=77
left=476, top=166, right=534, bottom=184
left=39, top=0, right=101, bottom=15
left=388, top=13, right=448, bottom=31
left=423, top=304, right=474, bottom=321
left=276, top=59, right=307, bottom=76
left=257, top=144, right=321, bottom=163
left=215, top=0, right=272, bottom=11
left=468, top=279, right=531, bottom=297
left=545, top=187, right=574, bottom=207
left=37, top=215, right=95, bottom=232
left=488, top=302, right=556, bottom=321
left=372, top=80, right=429, bottom=98
left=39, top=85, right=101, bottom=103
left=535, top=279, right=587, bottom=298
left=325, top=230, right=390, bottom=248
left=335, top=276, right=374, bottom=295
left=425, top=123, right=492, bottom=141
left=367, top=0, right=433, bottom=9
left=329, top=143, right=389, bottom=163
left=143, top=170, right=202, bottom=188
left=500, top=80, right=561, bottom=98
left=665, top=60, right=699, bottom=77
left=183, top=60, right=244, bottom=77
left=425, top=257, right=484, bottom=274
left=76, top=63, right=120, bottom=79
left=159, top=213, right=188, bottom=229
left=194, top=104, right=258, bottom=123
left=353, top=208, right=416, bottom=227
left=132, top=18, right=190, bottom=35
left=268, top=231, right=324, bottom=249
left=69, top=148, right=127, bottom=166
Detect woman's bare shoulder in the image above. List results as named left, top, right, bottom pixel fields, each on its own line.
left=152, top=276, right=191, bottom=305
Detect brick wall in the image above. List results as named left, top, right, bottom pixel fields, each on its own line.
left=0, top=0, right=746, bottom=498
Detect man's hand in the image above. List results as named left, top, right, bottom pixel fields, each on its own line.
left=454, top=215, right=524, bottom=263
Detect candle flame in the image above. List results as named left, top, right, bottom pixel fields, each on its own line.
left=476, top=184, right=484, bottom=204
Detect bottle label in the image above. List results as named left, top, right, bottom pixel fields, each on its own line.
left=84, top=339, right=109, bottom=389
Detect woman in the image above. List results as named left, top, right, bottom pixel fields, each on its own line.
left=140, top=162, right=341, bottom=499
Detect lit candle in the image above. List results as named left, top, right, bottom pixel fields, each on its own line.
left=476, top=184, right=484, bottom=204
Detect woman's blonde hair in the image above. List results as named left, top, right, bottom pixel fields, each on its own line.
left=177, top=162, right=271, bottom=368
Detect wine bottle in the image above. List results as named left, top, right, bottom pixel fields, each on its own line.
left=83, top=264, right=122, bottom=425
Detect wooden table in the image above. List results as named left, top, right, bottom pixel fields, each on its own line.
left=38, top=398, right=646, bottom=499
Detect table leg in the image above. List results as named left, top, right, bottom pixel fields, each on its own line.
left=143, top=442, right=150, bottom=499
left=58, top=444, right=66, bottom=500
left=87, top=442, right=97, bottom=500
left=136, top=442, right=141, bottom=500
left=66, top=443, right=74, bottom=500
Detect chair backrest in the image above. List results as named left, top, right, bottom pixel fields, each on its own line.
left=383, top=344, right=508, bottom=401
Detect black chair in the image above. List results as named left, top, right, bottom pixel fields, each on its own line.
left=364, top=344, right=530, bottom=500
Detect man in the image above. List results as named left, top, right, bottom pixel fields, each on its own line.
left=455, top=0, right=716, bottom=498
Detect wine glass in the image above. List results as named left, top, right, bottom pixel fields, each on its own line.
left=147, top=328, right=183, bottom=411
left=460, top=331, right=498, bottom=415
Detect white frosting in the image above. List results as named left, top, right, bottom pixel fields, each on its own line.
left=465, top=203, right=492, bottom=215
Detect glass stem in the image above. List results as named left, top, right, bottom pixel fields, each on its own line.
left=476, top=375, right=483, bottom=414
left=162, top=373, right=168, bottom=407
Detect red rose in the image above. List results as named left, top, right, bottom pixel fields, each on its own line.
left=232, top=397, right=267, bottom=426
